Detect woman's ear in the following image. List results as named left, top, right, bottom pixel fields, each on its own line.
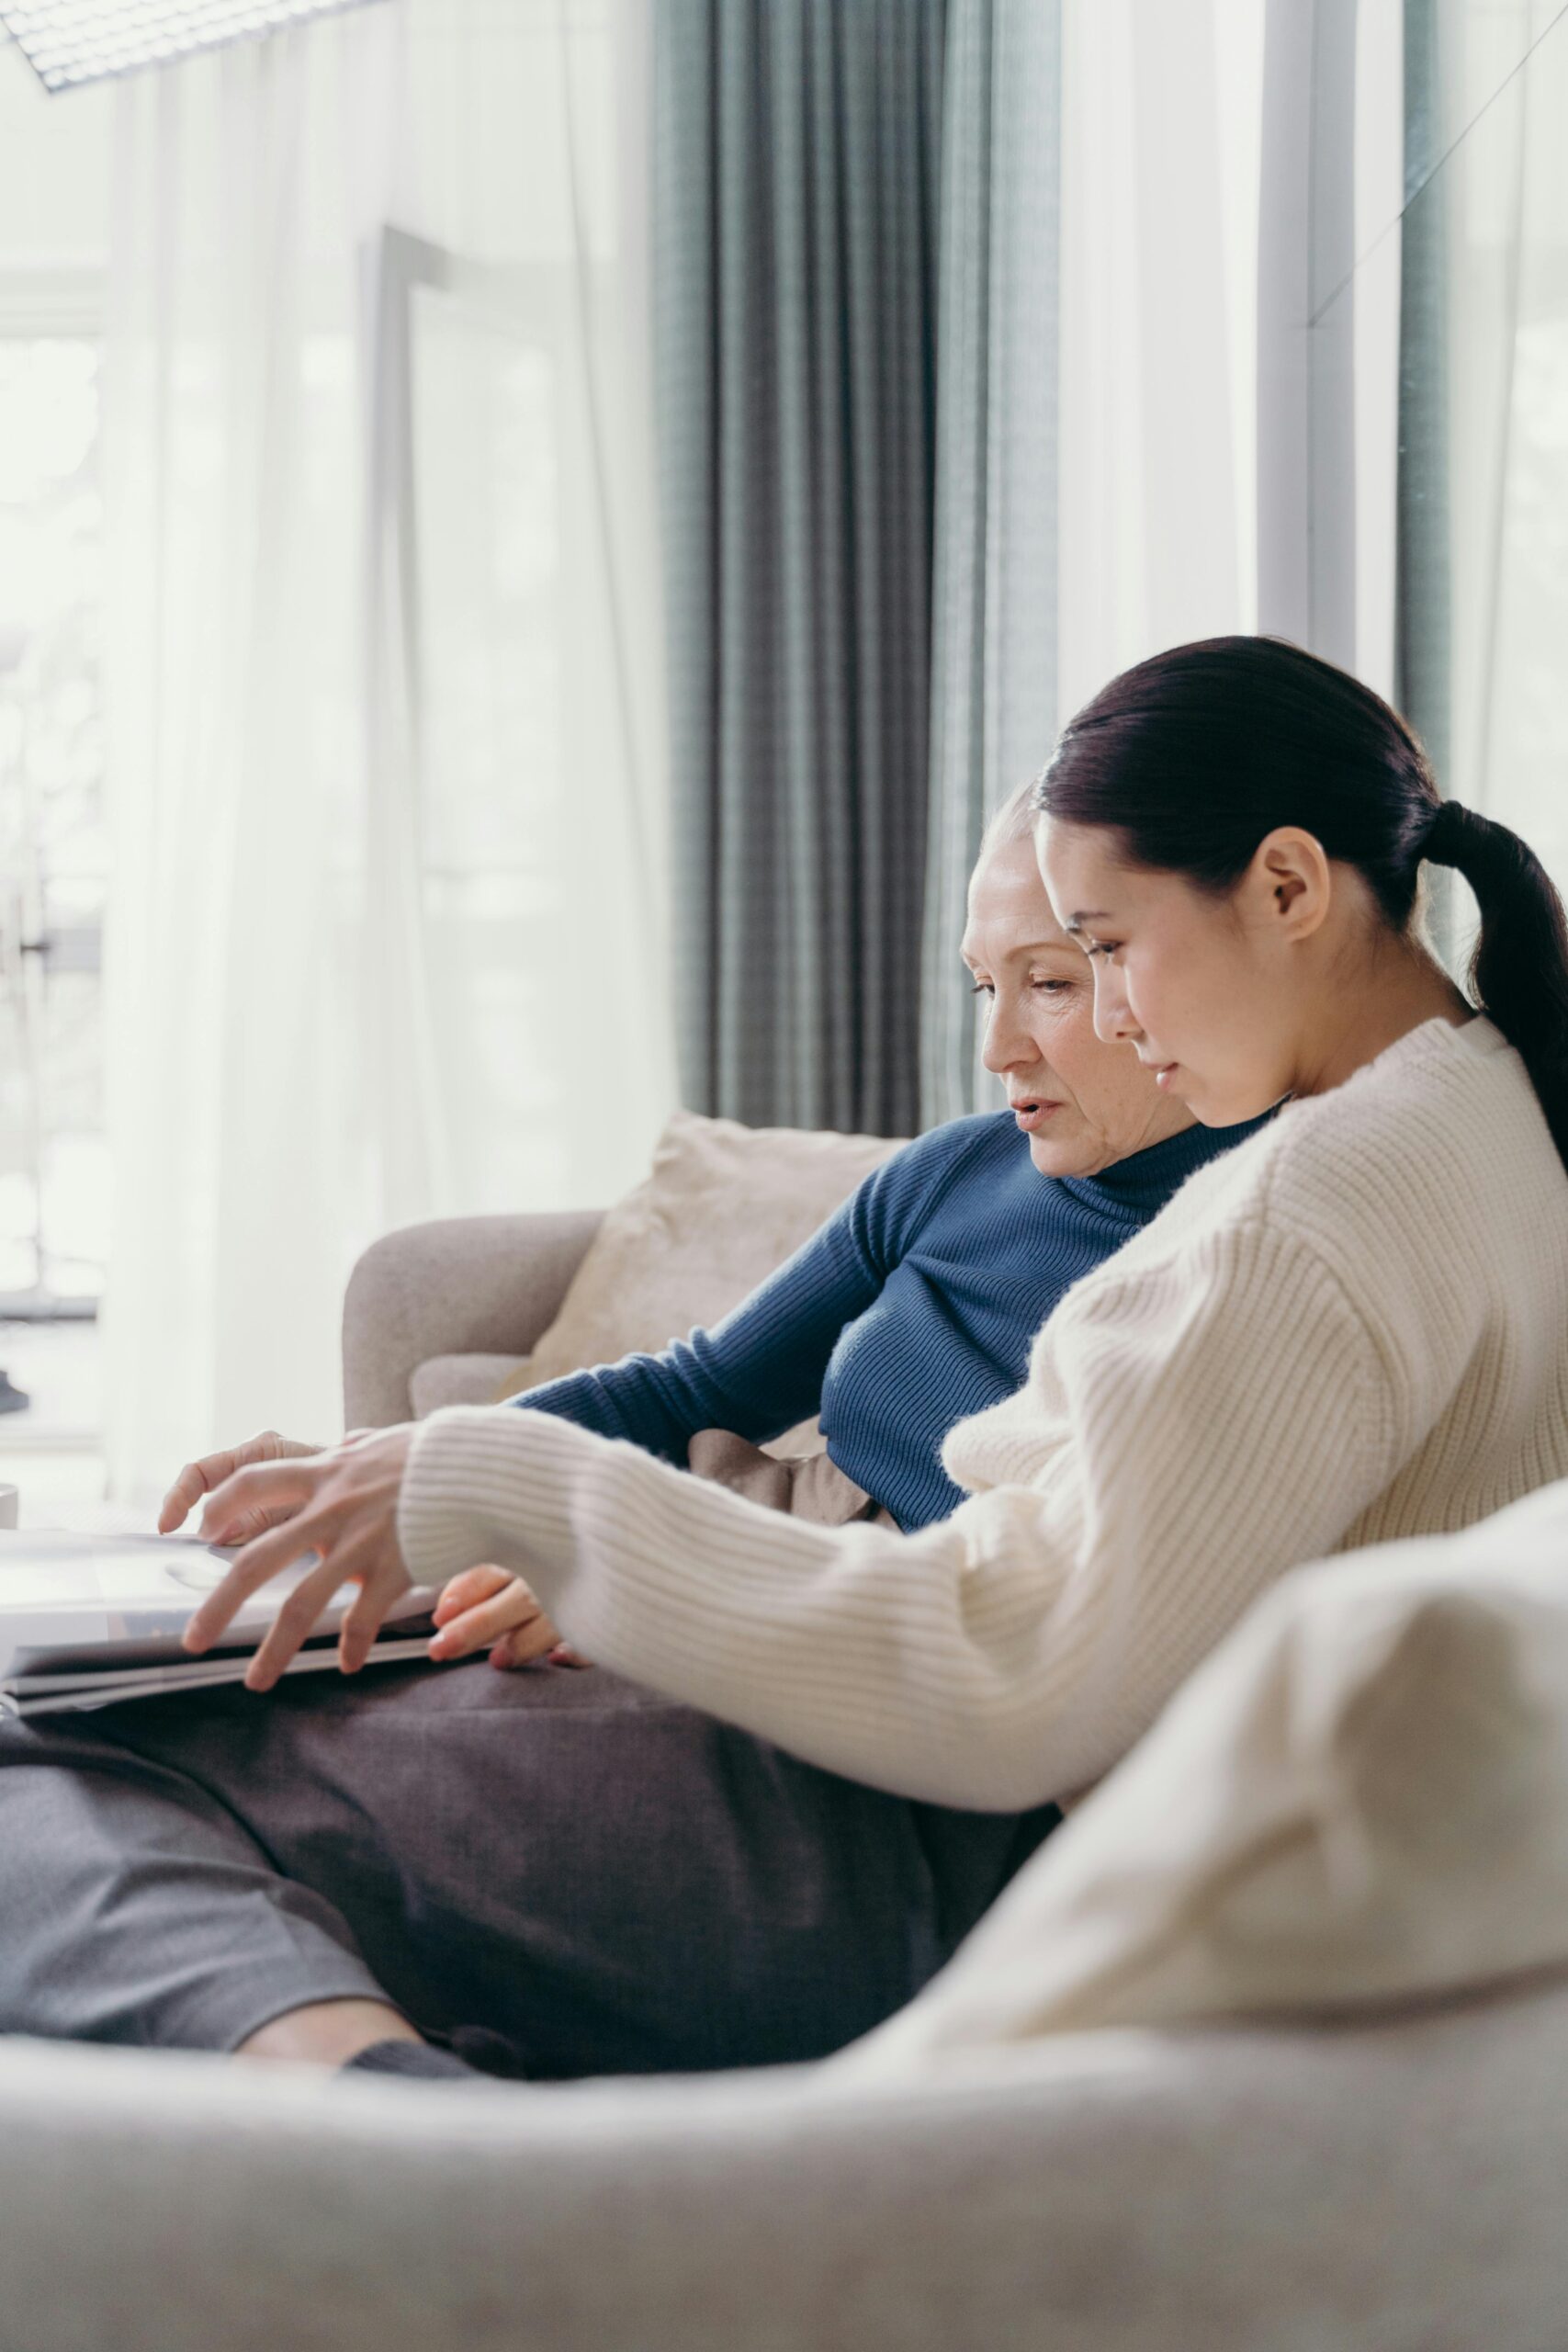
left=1245, top=827, right=1332, bottom=944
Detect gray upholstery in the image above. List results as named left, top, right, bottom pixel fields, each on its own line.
left=3, top=1980, right=1567, bottom=2350
left=341, top=1210, right=602, bottom=1429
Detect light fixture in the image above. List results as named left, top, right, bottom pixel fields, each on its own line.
left=0, top=0, right=389, bottom=93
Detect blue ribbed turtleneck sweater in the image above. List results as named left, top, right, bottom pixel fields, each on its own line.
left=513, top=1111, right=1265, bottom=1532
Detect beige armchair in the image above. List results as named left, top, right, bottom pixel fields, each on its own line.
left=342, top=1210, right=603, bottom=1427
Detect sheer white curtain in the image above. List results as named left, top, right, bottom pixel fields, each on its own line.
left=101, top=0, right=673, bottom=1504
left=1055, top=0, right=1403, bottom=718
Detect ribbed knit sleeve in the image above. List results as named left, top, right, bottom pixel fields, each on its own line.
left=398, top=1215, right=1393, bottom=1811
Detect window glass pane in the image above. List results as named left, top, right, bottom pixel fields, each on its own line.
left=0, top=335, right=107, bottom=1303
left=1404, top=6, right=1568, bottom=927
left=408, top=272, right=609, bottom=1210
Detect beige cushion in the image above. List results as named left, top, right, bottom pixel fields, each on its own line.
left=412, top=1355, right=531, bottom=1419
left=498, top=1109, right=903, bottom=1411
left=844, top=1476, right=1568, bottom=2074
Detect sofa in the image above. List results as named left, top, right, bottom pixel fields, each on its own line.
left=1, top=1199, right=1566, bottom=2350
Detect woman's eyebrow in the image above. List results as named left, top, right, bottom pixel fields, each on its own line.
left=990, top=938, right=1080, bottom=960
left=1062, top=910, right=1110, bottom=936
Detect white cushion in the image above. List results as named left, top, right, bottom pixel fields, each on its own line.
left=846, top=1477, right=1568, bottom=2072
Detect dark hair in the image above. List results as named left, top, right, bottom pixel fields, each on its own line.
left=1032, top=634, right=1568, bottom=1174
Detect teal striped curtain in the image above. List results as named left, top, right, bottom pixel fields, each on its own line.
left=654, top=0, right=947, bottom=1136
left=1397, top=0, right=1456, bottom=960
left=919, top=0, right=1062, bottom=1126
left=653, top=0, right=1064, bottom=1135
left=1396, top=0, right=1451, bottom=797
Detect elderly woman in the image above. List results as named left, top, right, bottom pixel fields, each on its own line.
left=150, top=638, right=1568, bottom=2079
left=0, top=788, right=1259, bottom=2082
left=401, top=779, right=1251, bottom=1668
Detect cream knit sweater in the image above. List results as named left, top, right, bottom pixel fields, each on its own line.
left=399, top=1017, right=1568, bottom=1811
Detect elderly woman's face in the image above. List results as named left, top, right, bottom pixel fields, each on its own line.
left=961, top=832, right=1194, bottom=1177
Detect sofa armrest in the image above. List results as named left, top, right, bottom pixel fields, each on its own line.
left=5, top=1985, right=1568, bottom=2352
left=341, top=1210, right=604, bottom=1430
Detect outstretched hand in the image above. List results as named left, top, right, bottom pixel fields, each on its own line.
left=179, top=1425, right=417, bottom=1691
left=159, top=1428, right=328, bottom=1543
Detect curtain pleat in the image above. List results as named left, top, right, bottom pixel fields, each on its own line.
left=919, top=0, right=1062, bottom=1128
left=655, top=0, right=946, bottom=1136
left=1395, top=0, right=1452, bottom=797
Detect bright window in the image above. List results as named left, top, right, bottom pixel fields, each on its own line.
left=0, top=331, right=107, bottom=1311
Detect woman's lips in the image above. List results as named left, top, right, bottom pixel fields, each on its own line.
left=1152, top=1064, right=1179, bottom=1091
left=1012, top=1101, right=1063, bottom=1132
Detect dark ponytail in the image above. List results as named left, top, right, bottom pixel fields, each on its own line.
left=1033, top=635, right=1568, bottom=1176
left=1424, top=800, right=1568, bottom=1170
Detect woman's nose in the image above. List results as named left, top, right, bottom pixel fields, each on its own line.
left=1091, top=969, right=1139, bottom=1046
left=979, top=1000, right=1033, bottom=1076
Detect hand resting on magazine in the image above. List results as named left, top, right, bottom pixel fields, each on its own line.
left=176, top=1425, right=418, bottom=1689
left=162, top=1427, right=578, bottom=1677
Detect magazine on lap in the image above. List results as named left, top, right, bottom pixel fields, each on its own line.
left=0, top=1533, right=438, bottom=1716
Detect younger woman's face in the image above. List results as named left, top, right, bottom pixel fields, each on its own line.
left=961, top=832, right=1194, bottom=1175
left=1037, top=818, right=1302, bottom=1126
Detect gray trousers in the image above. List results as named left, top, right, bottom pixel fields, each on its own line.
left=0, top=1658, right=1057, bottom=2077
